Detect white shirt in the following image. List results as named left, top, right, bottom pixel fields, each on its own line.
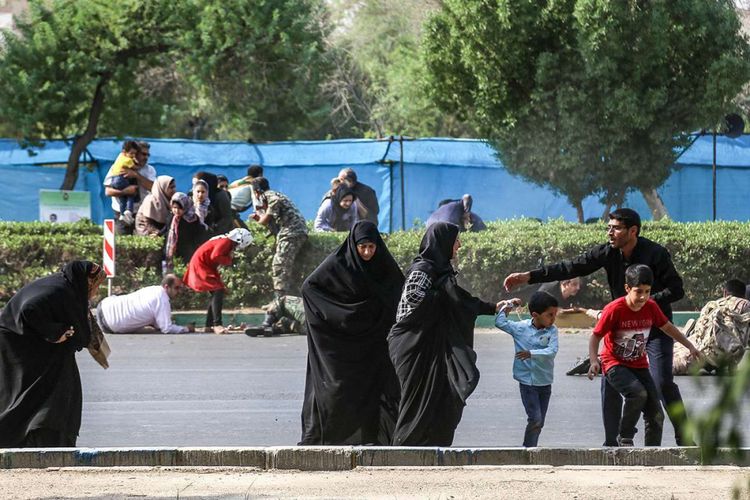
left=99, top=286, right=187, bottom=334
left=103, top=163, right=157, bottom=214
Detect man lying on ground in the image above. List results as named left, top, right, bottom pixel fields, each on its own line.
left=673, top=279, right=750, bottom=375
left=95, top=274, right=193, bottom=334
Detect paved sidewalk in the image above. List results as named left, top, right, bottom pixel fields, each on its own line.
left=0, top=465, right=747, bottom=499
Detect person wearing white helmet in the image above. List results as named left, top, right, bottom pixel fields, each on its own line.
left=183, top=228, right=253, bottom=334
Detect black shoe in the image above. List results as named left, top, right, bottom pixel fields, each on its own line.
left=244, top=327, right=264, bottom=337
left=566, top=357, right=591, bottom=376
left=262, top=326, right=275, bottom=337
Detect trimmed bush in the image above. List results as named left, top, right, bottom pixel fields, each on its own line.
left=1, top=219, right=747, bottom=310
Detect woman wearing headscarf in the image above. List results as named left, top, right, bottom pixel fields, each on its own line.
left=314, top=185, right=359, bottom=232
left=163, top=192, right=209, bottom=272
left=388, top=222, right=500, bottom=446
left=183, top=228, right=253, bottom=335
left=192, top=179, right=211, bottom=226
left=135, top=175, right=177, bottom=236
left=300, top=221, right=404, bottom=445
left=194, top=171, right=233, bottom=236
left=0, top=261, right=106, bottom=447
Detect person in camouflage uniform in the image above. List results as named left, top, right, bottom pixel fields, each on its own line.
left=673, top=279, right=750, bottom=375
left=245, top=295, right=307, bottom=337
left=250, top=177, right=308, bottom=302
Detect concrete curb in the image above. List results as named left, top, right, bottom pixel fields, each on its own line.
left=0, top=447, right=747, bottom=470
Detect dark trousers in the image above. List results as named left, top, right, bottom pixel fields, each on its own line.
left=519, top=383, right=551, bottom=447
left=647, top=332, right=691, bottom=445
left=601, top=330, right=691, bottom=446
left=205, top=290, right=225, bottom=327
left=604, top=366, right=664, bottom=445
left=22, top=428, right=76, bottom=447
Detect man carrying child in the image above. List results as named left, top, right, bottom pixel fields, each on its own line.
left=103, top=140, right=156, bottom=234
left=587, top=264, right=700, bottom=446
left=104, top=140, right=143, bottom=225
left=495, top=291, right=559, bottom=447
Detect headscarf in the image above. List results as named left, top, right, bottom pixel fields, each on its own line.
left=62, top=260, right=102, bottom=303
left=194, top=171, right=219, bottom=203
left=330, top=185, right=357, bottom=231
left=192, top=179, right=210, bottom=224
left=138, top=176, right=174, bottom=224
left=304, top=220, right=403, bottom=311
left=408, top=222, right=460, bottom=281
left=166, top=192, right=199, bottom=260
left=171, top=192, right=199, bottom=224
left=60, top=260, right=103, bottom=346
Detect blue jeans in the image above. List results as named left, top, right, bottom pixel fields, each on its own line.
left=604, top=365, right=664, bottom=445
left=519, top=383, right=551, bottom=447
left=601, top=329, right=691, bottom=446
left=110, top=174, right=138, bottom=214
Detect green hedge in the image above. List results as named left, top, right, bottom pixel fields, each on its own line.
left=1, top=219, right=748, bottom=310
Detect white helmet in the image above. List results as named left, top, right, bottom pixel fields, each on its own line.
left=227, top=228, right=253, bottom=250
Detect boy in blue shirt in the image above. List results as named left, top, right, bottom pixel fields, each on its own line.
left=495, top=291, right=559, bottom=447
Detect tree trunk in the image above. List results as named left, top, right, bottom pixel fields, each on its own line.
left=60, top=74, right=110, bottom=190
left=641, top=187, right=669, bottom=220
left=574, top=200, right=584, bottom=223
left=600, top=203, right=613, bottom=221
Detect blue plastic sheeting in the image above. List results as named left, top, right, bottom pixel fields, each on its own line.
left=0, top=135, right=748, bottom=230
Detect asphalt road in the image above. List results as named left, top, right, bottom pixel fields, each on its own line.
left=77, top=330, right=749, bottom=448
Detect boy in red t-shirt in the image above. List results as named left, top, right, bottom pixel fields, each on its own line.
left=587, top=264, right=700, bottom=446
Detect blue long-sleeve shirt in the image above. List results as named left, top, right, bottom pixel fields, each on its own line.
left=495, top=311, right=558, bottom=386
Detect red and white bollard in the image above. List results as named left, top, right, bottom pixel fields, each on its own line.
left=103, top=219, right=116, bottom=296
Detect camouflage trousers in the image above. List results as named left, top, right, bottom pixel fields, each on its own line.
left=266, top=295, right=307, bottom=335
left=272, top=233, right=307, bottom=293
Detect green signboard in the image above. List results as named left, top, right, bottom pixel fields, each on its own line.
left=39, top=189, right=91, bottom=223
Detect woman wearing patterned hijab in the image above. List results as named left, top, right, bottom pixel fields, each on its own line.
left=0, top=261, right=105, bottom=447
left=163, top=192, right=209, bottom=272
left=388, top=222, right=499, bottom=446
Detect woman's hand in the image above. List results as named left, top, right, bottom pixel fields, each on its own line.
left=52, top=329, right=75, bottom=343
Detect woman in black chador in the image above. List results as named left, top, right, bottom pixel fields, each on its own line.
left=0, top=261, right=105, bottom=447
left=388, top=222, right=499, bottom=446
left=300, top=221, right=404, bottom=445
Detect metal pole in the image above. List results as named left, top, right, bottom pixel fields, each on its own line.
left=399, top=136, right=405, bottom=231
left=389, top=161, right=394, bottom=233
left=107, top=278, right=112, bottom=297
left=712, top=130, right=717, bottom=221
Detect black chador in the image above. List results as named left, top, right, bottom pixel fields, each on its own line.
left=388, top=222, right=496, bottom=446
left=300, top=221, right=404, bottom=445
left=0, top=261, right=99, bottom=447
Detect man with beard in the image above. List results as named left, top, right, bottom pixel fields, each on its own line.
left=503, top=208, right=691, bottom=446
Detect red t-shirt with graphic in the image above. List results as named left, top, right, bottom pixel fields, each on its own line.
left=593, top=297, right=668, bottom=373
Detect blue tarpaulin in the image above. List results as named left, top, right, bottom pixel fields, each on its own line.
left=0, top=135, right=748, bottom=231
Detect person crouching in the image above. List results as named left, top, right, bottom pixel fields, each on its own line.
left=183, top=228, right=253, bottom=334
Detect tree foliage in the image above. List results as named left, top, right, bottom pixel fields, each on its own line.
left=0, top=0, right=334, bottom=188
left=423, top=0, right=750, bottom=220
left=324, top=0, right=476, bottom=137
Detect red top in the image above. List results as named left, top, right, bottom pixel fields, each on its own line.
left=593, top=297, right=668, bottom=373
left=183, top=237, right=234, bottom=292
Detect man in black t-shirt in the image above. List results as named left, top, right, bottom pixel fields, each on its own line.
left=504, top=208, right=691, bottom=446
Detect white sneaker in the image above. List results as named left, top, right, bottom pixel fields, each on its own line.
left=121, top=210, right=135, bottom=226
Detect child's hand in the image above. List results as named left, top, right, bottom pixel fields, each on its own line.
left=515, top=350, right=531, bottom=360
left=587, top=359, right=601, bottom=380
left=496, top=298, right=521, bottom=313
